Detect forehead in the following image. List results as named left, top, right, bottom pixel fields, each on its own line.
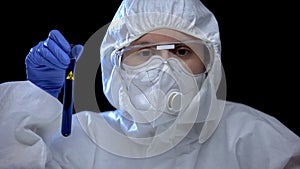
left=131, top=29, right=198, bottom=45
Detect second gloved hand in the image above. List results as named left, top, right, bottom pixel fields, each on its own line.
left=25, top=30, right=83, bottom=98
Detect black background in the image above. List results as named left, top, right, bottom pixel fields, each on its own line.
left=1, top=1, right=298, bottom=136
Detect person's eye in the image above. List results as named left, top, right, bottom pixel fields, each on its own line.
left=136, top=48, right=154, bottom=57
left=174, top=47, right=191, bottom=57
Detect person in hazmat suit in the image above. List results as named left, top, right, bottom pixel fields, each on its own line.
left=1, top=0, right=300, bottom=168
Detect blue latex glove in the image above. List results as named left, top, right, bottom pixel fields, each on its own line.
left=25, top=29, right=83, bottom=98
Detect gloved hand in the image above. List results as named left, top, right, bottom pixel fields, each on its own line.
left=25, top=29, right=83, bottom=98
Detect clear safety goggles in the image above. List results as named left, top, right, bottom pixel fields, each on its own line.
left=115, top=39, right=210, bottom=70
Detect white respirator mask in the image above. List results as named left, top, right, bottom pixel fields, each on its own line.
left=112, top=41, right=207, bottom=124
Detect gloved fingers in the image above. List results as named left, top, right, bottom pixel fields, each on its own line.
left=46, top=29, right=71, bottom=53
left=26, top=42, right=69, bottom=70
left=25, top=42, right=44, bottom=67
left=70, top=44, right=84, bottom=60
left=44, top=38, right=71, bottom=67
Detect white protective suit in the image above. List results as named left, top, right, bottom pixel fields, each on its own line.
left=1, top=0, right=300, bottom=168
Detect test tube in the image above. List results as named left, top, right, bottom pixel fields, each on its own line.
left=61, top=45, right=76, bottom=137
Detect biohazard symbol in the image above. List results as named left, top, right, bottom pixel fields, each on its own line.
left=66, top=71, right=74, bottom=80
